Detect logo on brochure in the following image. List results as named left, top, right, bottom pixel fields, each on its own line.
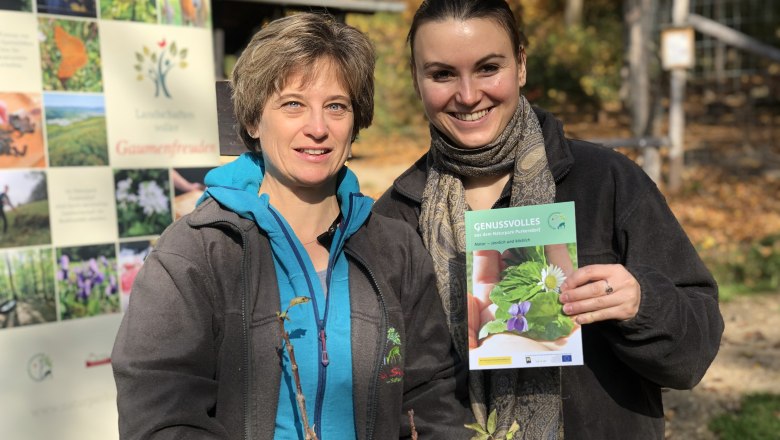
left=28, top=353, right=53, bottom=382
left=134, top=39, right=189, bottom=98
left=547, top=212, right=567, bottom=230
left=562, top=354, right=573, bottom=363
left=525, top=356, right=532, bottom=364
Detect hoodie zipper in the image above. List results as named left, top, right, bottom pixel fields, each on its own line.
left=345, top=249, right=388, bottom=440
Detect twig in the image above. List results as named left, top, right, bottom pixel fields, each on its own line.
left=408, top=409, right=418, bottom=440
left=278, top=298, right=319, bottom=440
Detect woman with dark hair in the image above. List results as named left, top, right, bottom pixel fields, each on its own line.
left=375, top=1, right=723, bottom=438
left=112, top=12, right=471, bottom=439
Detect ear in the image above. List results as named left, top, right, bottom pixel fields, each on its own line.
left=517, top=48, right=527, bottom=88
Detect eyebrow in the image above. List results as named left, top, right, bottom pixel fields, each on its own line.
left=421, top=53, right=508, bottom=70
left=275, top=92, right=350, bottom=102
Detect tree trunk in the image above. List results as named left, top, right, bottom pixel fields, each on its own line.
left=625, top=0, right=661, bottom=183
left=565, top=0, right=583, bottom=27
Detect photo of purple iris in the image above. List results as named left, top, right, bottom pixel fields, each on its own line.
left=507, top=301, right=531, bottom=333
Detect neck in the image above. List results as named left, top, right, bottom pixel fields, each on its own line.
left=259, top=179, right=340, bottom=243
left=463, top=172, right=510, bottom=211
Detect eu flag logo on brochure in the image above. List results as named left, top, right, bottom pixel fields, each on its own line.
left=562, top=355, right=572, bottom=363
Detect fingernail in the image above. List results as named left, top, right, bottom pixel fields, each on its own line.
left=563, top=304, right=571, bottom=314
left=560, top=294, right=569, bottom=303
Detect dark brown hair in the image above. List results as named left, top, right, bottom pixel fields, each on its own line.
left=408, top=0, right=524, bottom=67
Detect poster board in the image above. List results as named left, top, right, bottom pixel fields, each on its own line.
left=0, top=0, right=219, bottom=437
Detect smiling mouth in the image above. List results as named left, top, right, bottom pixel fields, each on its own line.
left=451, top=108, right=491, bottom=122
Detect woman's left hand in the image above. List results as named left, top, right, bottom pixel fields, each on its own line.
left=559, top=264, right=641, bottom=324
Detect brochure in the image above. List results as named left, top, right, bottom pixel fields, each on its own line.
left=465, top=201, right=583, bottom=369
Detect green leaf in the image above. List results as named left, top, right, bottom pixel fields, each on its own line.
left=180, top=48, right=188, bottom=59
left=487, top=409, right=497, bottom=434
left=470, top=434, right=490, bottom=440
left=170, top=41, right=177, bottom=56
left=134, top=64, right=141, bottom=71
left=287, top=296, right=310, bottom=309
left=135, top=52, right=144, bottom=62
left=479, top=319, right=508, bottom=339
left=506, top=421, right=520, bottom=439
left=522, top=291, right=575, bottom=341
left=464, top=423, right=488, bottom=435
left=490, top=261, right=545, bottom=305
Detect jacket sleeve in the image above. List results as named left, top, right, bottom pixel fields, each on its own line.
left=397, top=226, right=473, bottom=439
left=111, top=240, right=227, bottom=439
left=606, top=180, right=724, bottom=390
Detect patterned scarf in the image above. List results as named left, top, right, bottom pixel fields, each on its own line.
left=419, top=96, right=563, bottom=439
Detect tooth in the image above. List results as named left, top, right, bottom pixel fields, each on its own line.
left=455, top=109, right=487, bottom=121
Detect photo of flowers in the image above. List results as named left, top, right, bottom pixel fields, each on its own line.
left=44, top=93, right=108, bottom=167
left=472, top=244, right=579, bottom=344
left=56, top=243, right=119, bottom=320
left=100, top=0, right=157, bottom=23
left=0, top=92, right=45, bottom=169
left=0, top=170, right=51, bottom=249
left=0, top=247, right=56, bottom=330
left=114, top=168, right=172, bottom=238
left=118, top=239, right=153, bottom=311
left=38, top=18, right=102, bottom=92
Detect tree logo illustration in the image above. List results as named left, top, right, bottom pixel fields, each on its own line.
left=134, top=39, right=188, bottom=98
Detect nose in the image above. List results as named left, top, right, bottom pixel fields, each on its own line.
left=303, top=109, right=328, bottom=140
left=456, top=77, right=481, bottom=106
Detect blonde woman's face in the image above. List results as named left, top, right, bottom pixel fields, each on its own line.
left=250, top=61, right=354, bottom=194
left=412, top=18, right=524, bottom=149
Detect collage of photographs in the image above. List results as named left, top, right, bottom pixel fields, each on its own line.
left=0, top=1, right=217, bottom=330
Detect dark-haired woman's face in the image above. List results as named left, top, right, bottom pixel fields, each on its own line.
left=412, top=18, right=524, bottom=149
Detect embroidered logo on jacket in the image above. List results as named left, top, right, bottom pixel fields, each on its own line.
left=379, top=327, right=403, bottom=384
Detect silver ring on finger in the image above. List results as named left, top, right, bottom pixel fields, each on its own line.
left=604, top=280, right=614, bottom=295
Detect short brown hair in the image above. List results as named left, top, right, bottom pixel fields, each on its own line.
left=231, top=13, right=375, bottom=152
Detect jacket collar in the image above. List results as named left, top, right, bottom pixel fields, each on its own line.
left=390, top=107, right=575, bottom=204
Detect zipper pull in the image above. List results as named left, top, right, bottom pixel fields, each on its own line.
left=319, top=329, right=330, bottom=366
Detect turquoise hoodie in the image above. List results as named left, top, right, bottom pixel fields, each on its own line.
left=199, top=152, right=373, bottom=439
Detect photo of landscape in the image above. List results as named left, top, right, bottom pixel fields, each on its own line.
left=0, top=170, right=51, bottom=248
left=44, top=92, right=108, bottom=167
left=0, top=247, right=56, bottom=330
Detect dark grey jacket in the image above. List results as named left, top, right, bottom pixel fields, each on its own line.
left=373, top=108, right=724, bottom=440
left=112, top=197, right=472, bottom=439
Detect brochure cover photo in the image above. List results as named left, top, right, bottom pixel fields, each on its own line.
left=465, top=201, right=583, bottom=370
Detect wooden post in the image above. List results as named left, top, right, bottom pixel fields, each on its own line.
left=668, top=0, right=689, bottom=193
left=565, top=0, right=583, bottom=27
left=626, top=0, right=660, bottom=182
